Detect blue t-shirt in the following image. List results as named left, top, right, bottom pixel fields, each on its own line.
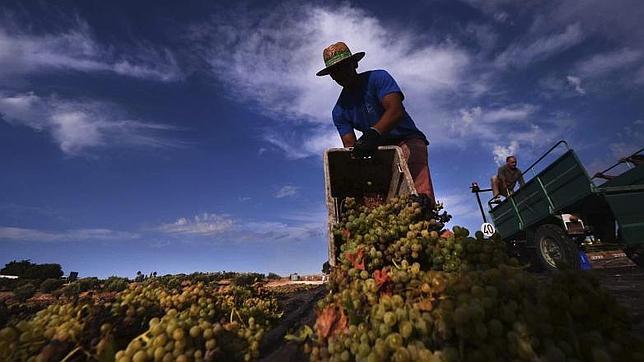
left=332, top=70, right=428, bottom=145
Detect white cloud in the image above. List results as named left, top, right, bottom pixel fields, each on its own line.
left=187, top=1, right=581, bottom=163
left=448, top=103, right=574, bottom=160
left=492, top=141, right=519, bottom=165
left=484, top=105, right=538, bottom=122
left=495, top=23, right=584, bottom=68
left=494, top=12, right=510, bottom=23
left=538, top=74, right=589, bottom=99
left=546, top=0, right=644, bottom=48
left=274, top=185, right=299, bottom=198
left=576, top=48, right=642, bottom=77
left=188, top=4, right=472, bottom=158
left=263, top=132, right=310, bottom=160
left=261, top=126, right=344, bottom=160
left=237, top=220, right=323, bottom=242
left=566, top=75, right=585, bottom=94
left=0, top=24, right=183, bottom=81
left=183, top=3, right=582, bottom=163
left=0, top=226, right=139, bottom=242
left=158, top=208, right=325, bottom=243
left=232, top=205, right=327, bottom=242
left=464, top=24, right=499, bottom=55
left=0, top=92, right=181, bottom=155
left=453, top=104, right=537, bottom=138
left=439, top=193, right=479, bottom=219
left=461, top=0, right=533, bottom=18
left=158, top=213, right=235, bottom=236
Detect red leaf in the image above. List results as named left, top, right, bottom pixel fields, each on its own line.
left=316, top=306, right=336, bottom=339
left=344, top=248, right=365, bottom=270
left=334, top=308, right=348, bottom=336
left=316, top=305, right=348, bottom=339
left=373, top=268, right=390, bottom=288
left=440, top=230, right=454, bottom=239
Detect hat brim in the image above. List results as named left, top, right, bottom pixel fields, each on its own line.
left=316, top=52, right=365, bottom=76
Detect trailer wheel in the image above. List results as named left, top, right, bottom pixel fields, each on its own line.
left=534, top=224, right=581, bottom=271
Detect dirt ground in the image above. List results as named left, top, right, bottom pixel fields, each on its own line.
left=259, top=266, right=644, bottom=361
left=260, top=284, right=326, bottom=362
left=591, top=266, right=644, bottom=336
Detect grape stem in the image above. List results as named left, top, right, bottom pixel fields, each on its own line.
left=230, top=308, right=248, bottom=328
left=132, top=330, right=151, bottom=345
left=61, top=346, right=85, bottom=362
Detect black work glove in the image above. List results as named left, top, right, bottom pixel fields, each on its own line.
left=352, top=128, right=383, bottom=158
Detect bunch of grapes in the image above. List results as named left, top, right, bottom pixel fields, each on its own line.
left=115, top=308, right=227, bottom=362
left=0, top=276, right=284, bottom=361
left=110, top=282, right=167, bottom=327
left=0, top=302, right=91, bottom=361
left=114, top=280, right=281, bottom=362
left=308, top=195, right=644, bottom=362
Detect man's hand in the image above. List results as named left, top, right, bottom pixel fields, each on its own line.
left=352, top=128, right=382, bottom=158
left=341, top=133, right=357, bottom=148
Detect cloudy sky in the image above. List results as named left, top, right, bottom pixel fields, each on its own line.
left=1, top=0, right=643, bottom=277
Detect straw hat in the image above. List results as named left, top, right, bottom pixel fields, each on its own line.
left=316, top=42, right=365, bottom=76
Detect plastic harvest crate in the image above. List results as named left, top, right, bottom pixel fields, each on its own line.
left=323, top=146, right=417, bottom=267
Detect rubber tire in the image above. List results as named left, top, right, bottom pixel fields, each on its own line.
left=534, top=224, right=581, bottom=272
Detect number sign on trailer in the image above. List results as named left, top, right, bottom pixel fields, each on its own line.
left=481, top=223, right=496, bottom=238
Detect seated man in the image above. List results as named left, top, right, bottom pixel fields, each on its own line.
left=491, top=155, right=525, bottom=203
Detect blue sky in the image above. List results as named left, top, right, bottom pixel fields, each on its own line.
left=1, top=0, right=643, bottom=278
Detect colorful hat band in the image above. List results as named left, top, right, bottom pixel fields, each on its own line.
left=324, top=50, right=353, bottom=67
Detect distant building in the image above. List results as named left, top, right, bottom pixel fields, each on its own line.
left=0, top=275, right=18, bottom=279
left=287, top=273, right=326, bottom=282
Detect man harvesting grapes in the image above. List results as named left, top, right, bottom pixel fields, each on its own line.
left=316, top=42, right=435, bottom=202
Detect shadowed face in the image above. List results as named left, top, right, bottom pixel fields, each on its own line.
left=329, top=60, right=358, bottom=88
left=507, top=157, right=517, bottom=169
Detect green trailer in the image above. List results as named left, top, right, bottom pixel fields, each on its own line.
left=471, top=140, right=644, bottom=271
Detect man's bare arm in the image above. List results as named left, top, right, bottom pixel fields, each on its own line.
left=341, top=132, right=357, bottom=147
left=372, top=92, right=405, bottom=135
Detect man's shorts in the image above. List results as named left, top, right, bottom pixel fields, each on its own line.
left=397, top=138, right=435, bottom=199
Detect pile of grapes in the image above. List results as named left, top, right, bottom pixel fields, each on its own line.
left=309, top=195, right=644, bottom=361
left=0, top=278, right=281, bottom=361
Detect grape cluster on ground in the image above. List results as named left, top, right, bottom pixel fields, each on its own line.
left=0, top=274, right=285, bottom=361
left=305, top=195, right=644, bottom=362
